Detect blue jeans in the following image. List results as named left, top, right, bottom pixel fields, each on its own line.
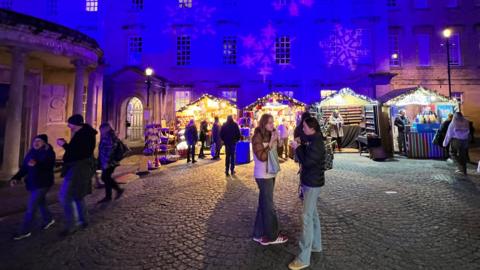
left=60, top=176, right=89, bottom=231
left=253, top=178, right=279, bottom=241
left=20, top=188, right=53, bottom=234
left=297, top=185, right=322, bottom=265
left=225, top=143, right=236, bottom=173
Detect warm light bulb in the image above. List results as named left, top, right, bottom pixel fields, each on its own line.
left=391, top=53, right=399, bottom=59
left=145, top=67, right=154, bottom=76
left=442, top=28, right=452, bottom=38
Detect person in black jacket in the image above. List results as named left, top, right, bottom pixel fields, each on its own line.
left=198, top=120, right=208, bottom=159
left=184, top=119, right=199, bottom=163
left=220, top=115, right=241, bottom=176
left=56, top=114, right=97, bottom=236
left=10, top=134, right=56, bottom=240
left=211, top=117, right=222, bottom=160
left=289, top=117, right=325, bottom=270
left=294, top=111, right=311, bottom=145
left=394, top=110, right=409, bottom=155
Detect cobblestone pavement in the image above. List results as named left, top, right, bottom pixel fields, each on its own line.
left=1, top=154, right=480, bottom=270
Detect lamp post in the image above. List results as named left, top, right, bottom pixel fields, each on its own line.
left=145, top=67, right=153, bottom=108
left=442, top=28, right=452, bottom=98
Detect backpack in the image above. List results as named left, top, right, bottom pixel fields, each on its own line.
left=113, top=139, right=130, bottom=161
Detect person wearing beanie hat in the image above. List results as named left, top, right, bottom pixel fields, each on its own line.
left=10, top=134, right=56, bottom=240
left=57, top=114, right=98, bottom=236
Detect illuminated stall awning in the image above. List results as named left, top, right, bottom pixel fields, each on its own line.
left=244, top=92, right=306, bottom=111
left=318, top=88, right=378, bottom=107
left=176, top=94, right=238, bottom=121
left=379, top=86, right=458, bottom=107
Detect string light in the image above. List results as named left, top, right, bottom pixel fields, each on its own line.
left=245, top=92, right=306, bottom=110
left=316, top=88, right=378, bottom=107
left=176, top=93, right=238, bottom=113
left=384, top=86, right=458, bottom=106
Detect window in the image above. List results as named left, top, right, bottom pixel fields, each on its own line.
left=449, top=33, right=461, bottom=66
left=276, top=0, right=289, bottom=6
left=177, top=36, right=191, bottom=66
left=0, top=0, right=12, bottom=9
left=416, top=34, right=430, bottom=66
left=389, top=31, right=401, bottom=66
left=132, top=0, right=143, bottom=10
left=446, top=0, right=458, bottom=7
left=321, top=90, right=337, bottom=99
left=128, top=36, right=143, bottom=65
left=47, top=0, right=58, bottom=15
left=86, top=0, right=98, bottom=12
left=275, top=36, right=291, bottom=65
left=179, top=0, right=192, bottom=8
left=387, top=0, right=397, bottom=7
left=221, top=90, right=237, bottom=102
left=414, top=0, right=428, bottom=9
left=175, top=91, right=191, bottom=111
left=223, top=36, right=237, bottom=65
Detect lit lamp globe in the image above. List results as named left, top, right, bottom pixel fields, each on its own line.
left=145, top=67, right=154, bottom=76
left=391, top=53, right=399, bottom=59
left=442, top=29, right=452, bottom=38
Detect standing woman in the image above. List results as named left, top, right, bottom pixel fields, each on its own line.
left=98, top=123, right=125, bottom=203
left=251, top=114, right=288, bottom=246
left=329, top=110, right=344, bottom=152
left=289, top=117, right=325, bottom=270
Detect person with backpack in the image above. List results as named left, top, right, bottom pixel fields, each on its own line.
left=56, top=114, right=97, bottom=236
left=9, top=134, right=56, bottom=240
left=97, top=123, right=126, bottom=203
left=289, top=117, right=326, bottom=270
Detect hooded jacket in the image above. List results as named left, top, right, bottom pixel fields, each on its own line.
left=62, top=124, right=98, bottom=164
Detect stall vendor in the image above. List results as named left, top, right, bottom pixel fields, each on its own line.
left=394, top=110, right=410, bottom=155
left=329, top=110, right=344, bottom=152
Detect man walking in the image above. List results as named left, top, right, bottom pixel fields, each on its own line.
left=220, top=115, right=241, bottom=176
left=56, top=114, right=97, bottom=236
left=184, top=119, right=198, bottom=163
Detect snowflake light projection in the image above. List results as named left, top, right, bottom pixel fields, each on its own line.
left=319, top=25, right=369, bottom=71
left=272, top=0, right=314, bottom=16
left=241, top=24, right=295, bottom=81
left=164, top=2, right=216, bottom=38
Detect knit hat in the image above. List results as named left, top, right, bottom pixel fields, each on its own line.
left=35, top=134, right=49, bottom=144
left=67, top=114, right=84, bottom=126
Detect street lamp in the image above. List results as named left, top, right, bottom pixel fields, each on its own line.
left=145, top=67, right=153, bottom=107
left=442, top=28, right=452, bottom=98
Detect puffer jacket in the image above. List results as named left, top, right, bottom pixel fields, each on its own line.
left=295, top=132, right=325, bottom=187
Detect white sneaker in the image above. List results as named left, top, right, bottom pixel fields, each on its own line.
left=260, top=235, right=288, bottom=246
left=42, top=219, right=55, bottom=230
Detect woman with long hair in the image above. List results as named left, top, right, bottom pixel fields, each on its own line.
left=289, top=117, right=325, bottom=270
left=251, top=114, right=288, bottom=246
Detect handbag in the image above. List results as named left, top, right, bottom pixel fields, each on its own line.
left=267, top=148, right=281, bottom=174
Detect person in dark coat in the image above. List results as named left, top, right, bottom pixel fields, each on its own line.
left=220, top=115, right=241, bottom=176
left=294, top=112, right=311, bottom=145
left=436, top=114, right=453, bottom=157
left=184, top=119, right=198, bottom=163
left=97, top=123, right=125, bottom=203
left=56, top=114, right=97, bottom=236
left=289, top=117, right=325, bottom=270
left=198, top=120, right=208, bottom=159
left=394, top=110, right=409, bottom=155
left=10, top=134, right=56, bottom=240
left=211, top=117, right=222, bottom=160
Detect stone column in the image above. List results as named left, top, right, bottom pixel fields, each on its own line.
left=86, top=69, right=97, bottom=125
left=71, top=59, right=88, bottom=116
left=153, top=91, right=160, bottom=124
left=2, top=48, right=26, bottom=175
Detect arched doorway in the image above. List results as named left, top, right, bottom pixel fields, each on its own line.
left=126, top=97, right=144, bottom=141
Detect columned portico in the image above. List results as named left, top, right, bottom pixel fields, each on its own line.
left=2, top=48, right=26, bottom=175
left=71, top=59, right=89, bottom=116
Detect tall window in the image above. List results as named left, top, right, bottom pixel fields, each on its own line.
left=414, top=0, right=428, bottom=8
left=175, top=91, right=191, bottom=111
left=177, top=36, right=191, bottom=66
left=221, top=90, right=237, bottom=102
left=179, top=0, right=192, bottom=8
left=132, top=0, right=143, bottom=10
left=223, top=36, right=237, bottom=65
left=387, top=0, right=397, bottom=7
left=449, top=33, right=461, bottom=66
left=446, top=0, right=458, bottom=7
left=275, top=36, right=291, bottom=65
left=128, top=36, right=143, bottom=65
left=47, top=0, right=58, bottom=15
left=416, top=34, right=431, bottom=66
left=0, top=0, right=13, bottom=9
left=389, top=31, right=401, bottom=66
left=86, top=0, right=98, bottom=12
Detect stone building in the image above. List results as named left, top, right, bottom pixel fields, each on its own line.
left=0, top=9, right=103, bottom=177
